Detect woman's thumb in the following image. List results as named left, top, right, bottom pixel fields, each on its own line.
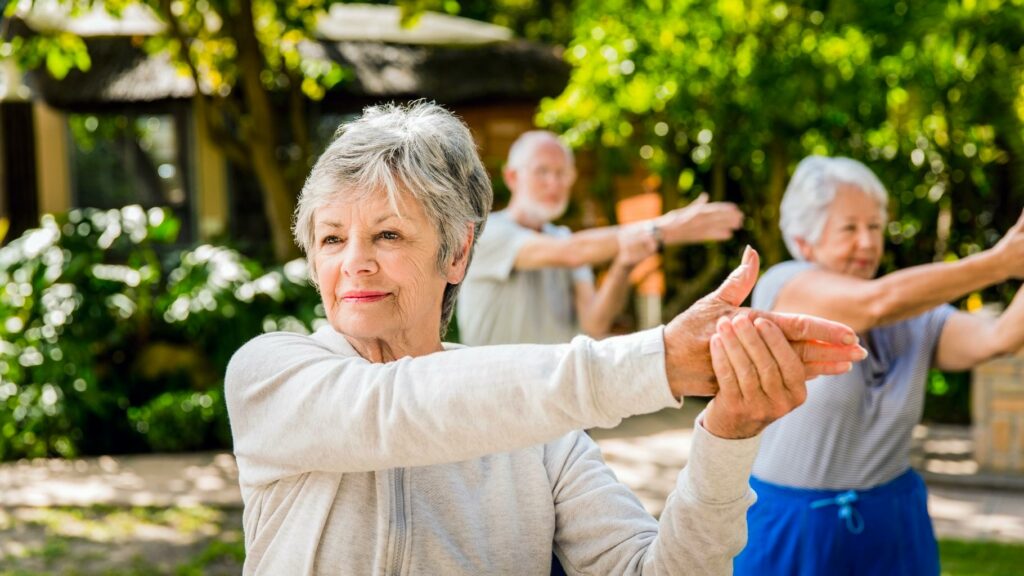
left=710, top=246, right=759, bottom=307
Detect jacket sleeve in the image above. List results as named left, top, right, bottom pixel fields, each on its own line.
left=225, top=327, right=680, bottom=487
left=549, top=415, right=760, bottom=575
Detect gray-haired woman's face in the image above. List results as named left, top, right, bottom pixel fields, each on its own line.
left=803, top=184, right=885, bottom=279
left=311, top=190, right=458, bottom=346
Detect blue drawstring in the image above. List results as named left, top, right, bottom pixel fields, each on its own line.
left=811, top=489, right=865, bottom=534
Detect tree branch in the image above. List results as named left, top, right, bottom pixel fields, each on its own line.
left=287, top=68, right=311, bottom=167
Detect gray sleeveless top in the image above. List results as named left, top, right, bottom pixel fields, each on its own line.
left=751, top=261, right=955, bottom=489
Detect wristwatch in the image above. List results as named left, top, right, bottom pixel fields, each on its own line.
left=646, top=221, right=663, bottom=248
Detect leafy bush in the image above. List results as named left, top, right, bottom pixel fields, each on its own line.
left=127, top=389, right=231, bottom=452
left=0, top=207, right=323, bottom=460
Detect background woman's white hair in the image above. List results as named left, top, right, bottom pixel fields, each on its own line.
left=293, top=101, right=493, bottom=337
left=506, top=130, right=574, bottom=171
left=780, top=155, right=890, bottom=260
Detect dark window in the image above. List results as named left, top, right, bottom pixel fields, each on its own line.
left=1, top=102, right=39, bottom=244
left=67, top=107, right=193, bottom=242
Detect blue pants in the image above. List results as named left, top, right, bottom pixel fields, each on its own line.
left=734, top=469, right=939, bottom=576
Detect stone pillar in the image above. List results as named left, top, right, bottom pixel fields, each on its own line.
left=972, top=348, right=1024, bottom=472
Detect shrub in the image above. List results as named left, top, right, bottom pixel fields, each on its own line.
left=0, top=207, right=322, bottom=460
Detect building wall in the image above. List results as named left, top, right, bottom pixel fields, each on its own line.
left=973, top=348, right=1024, bottom=472
left=32, top=101, right=70, bottom=217
left=192, top=107, right=227, bottom=241
left=18, top=99, right=642, bottom=250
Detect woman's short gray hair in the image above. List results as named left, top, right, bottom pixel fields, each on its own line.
left=780, top=155, right=890, bottom=260
left=293, top=101, right=493, bottom=337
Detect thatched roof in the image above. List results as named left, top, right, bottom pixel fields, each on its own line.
left=5, top=3, right=568, bottom=107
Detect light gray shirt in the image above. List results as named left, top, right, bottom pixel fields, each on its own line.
left=457, top=210, right=594, bottom=345
left=751, top=260, right=954, bottom=489
left=225, top=326, right=761, bottom=575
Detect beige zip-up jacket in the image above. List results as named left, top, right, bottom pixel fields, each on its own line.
left=226, top=326, right=760, bottom=575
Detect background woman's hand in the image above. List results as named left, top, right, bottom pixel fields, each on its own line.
left=655, top=193, right=744, bottom=245
left=663, top=247, right=867, bottom=399
left=993, top=209, right=1024, bottom=280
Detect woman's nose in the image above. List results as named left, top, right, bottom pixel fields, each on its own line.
left=856, top=227, right=877, bottom=248
left=341, top=239, right=378, bottom=276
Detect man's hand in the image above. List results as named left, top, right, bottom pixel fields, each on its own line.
left=614, top=223, right=660, bottom=269
left=663, top=246, right=866, bottom=398
left=656, top=193, right=744, bottom=246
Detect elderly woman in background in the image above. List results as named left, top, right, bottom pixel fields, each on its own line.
left=734, top=155, right=1024, bottom=575
left=225, top=103, right=865, bottom=575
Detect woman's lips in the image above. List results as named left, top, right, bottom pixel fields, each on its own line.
left=341, top=291, right=390, bottom=303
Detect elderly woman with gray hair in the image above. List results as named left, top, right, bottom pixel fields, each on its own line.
left=734, top=155, right=1024, bottom=575
left=225, top=103, right=865, bottom=575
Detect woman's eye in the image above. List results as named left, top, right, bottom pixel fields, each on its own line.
left=321, top=235, right=342, bottom=246
left=378, top=231, right=400, bottom=241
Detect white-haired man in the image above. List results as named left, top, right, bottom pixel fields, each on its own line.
left=458, top=130, right=744, bottom=345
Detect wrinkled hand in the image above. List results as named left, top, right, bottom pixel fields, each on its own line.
left=663, top=247, right=866, bottom=399
left=993, top=209, right=1024, bottom=280
left=703, top=314, right=811, bottom=439
left=655, top=193, right=744, bottom=245
left=614, top=223, right=660, bottom=268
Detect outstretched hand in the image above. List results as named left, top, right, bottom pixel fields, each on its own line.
left=656, top=193, right=744, bottom=245
left=994, top=208, right=1024, bottom=280
left=663, top=247, right=866, bottom=400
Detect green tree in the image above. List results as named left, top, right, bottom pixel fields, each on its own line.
left=541, top=0, right=1024, bottom=315
left=4, top=0, right=444, bottom=261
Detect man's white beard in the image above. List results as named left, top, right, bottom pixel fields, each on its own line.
left=521, top=196, right=569, bottom=225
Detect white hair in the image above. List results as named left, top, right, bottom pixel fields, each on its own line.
left=780, top=155, right=890, bottom=260
left=506, top=130, right=574, bottom=171
left=293, top=101, right=493, bottom=336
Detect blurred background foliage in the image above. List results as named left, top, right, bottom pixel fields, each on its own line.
left=538, top=0, right=1024, bottom=313
left=529, top=0, right=1024, bottom=423
left=0, top=208, right=322, bottom=460
left=5, top=0, right=1023, bottom=456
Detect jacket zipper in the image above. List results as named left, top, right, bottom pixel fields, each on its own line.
left=389, top=468, right=406, bottom=575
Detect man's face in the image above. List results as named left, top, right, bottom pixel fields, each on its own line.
left=507, top=139, right=576, bottom=223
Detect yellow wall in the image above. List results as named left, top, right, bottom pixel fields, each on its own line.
left=33, top=102, right=70, bottom=215
left=192, top=110, right=228, bottom=240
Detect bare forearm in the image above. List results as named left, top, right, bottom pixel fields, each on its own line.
left=565, top=226, right=622, bottom=267
left=871, top=250, right=1008, bottom=325
left=515, top=226, right=621, bottom=270
left=580, top=262, right=634, bottom=338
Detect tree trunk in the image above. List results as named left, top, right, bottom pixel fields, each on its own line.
left=236, top=0, right=300, bottom=261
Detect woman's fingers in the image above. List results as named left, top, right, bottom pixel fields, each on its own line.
left=729, top=315, right=786, bottom=402
left=757, top=310, right=859, bottom=348
left=753, top=318, right=808, bottom=406
left=790, top=340, right=867, bottom=365
left=715, top=317, right=765, bottom=402
left=710, top=334, right=741, bottom=405
left=804, top=361, right=856, bottom=379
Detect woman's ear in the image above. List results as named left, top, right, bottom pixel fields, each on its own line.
left=445, top=223, right=475, bottom=284
left=794, top=236, right=814, bottom=261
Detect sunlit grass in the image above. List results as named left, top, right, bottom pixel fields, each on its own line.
left=0, top=505, right=243, bottom=575
left=940, top=539, right=1024, bottom=576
